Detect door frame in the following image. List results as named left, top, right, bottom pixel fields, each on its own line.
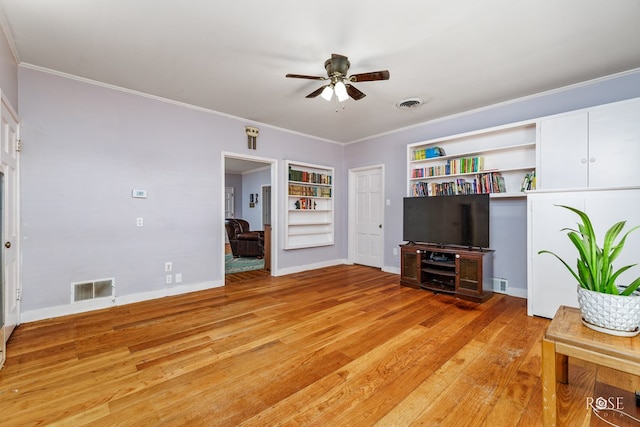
left=221, top=151, right=278, bottom=279
left=348, top=164, right=385, bottom=267
left=1, top=93, right=20, bottom=368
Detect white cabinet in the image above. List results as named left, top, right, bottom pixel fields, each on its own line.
left=407, top=120, right=537, bottom=198
left=538, top=97, right=640, bottom=189
left=527, top=187, right=640, bottom=318
left=285, top=160, right=334, bottom=249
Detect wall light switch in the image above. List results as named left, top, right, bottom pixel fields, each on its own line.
left=386, top=199, right=391, bottom=206
left=165, top=262, right=172, bottom=272
left=136, top=217, right=144, bottom=227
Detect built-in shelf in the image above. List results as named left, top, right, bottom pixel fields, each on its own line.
left=407, top=120, right=537, bottom=198
left=285, top=160, right=334, bottom=250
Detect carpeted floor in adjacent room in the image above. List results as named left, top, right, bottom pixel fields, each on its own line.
left=225, top=253, right=264, bottom=274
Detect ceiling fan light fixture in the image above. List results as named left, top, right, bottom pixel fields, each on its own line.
left=320, top=85, right=333, bottom=101
left=334, top=81, right=349, bottom=102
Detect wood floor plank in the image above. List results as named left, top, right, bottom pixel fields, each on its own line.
left=0, top=265, right=614, bottom=426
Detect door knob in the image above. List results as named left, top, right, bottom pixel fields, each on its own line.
left=379, top=224, right=382, bottom=228
left=4, top=241, right=11, bottom=248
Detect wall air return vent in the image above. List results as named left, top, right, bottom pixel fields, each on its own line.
left=71, top=278, right=114, bottom=303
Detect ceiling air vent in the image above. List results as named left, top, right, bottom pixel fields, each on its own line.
left=396, top=98, right=424, bottom=110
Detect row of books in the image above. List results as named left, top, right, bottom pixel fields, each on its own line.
left=288, top=168, right=332, bottom=185
left=293, top=198, right=317, bottom=210
left=288, top=184, right=332, bottom=198
left=520, top=171, right=536, bottom=191
left=410, top=172, right=506, bottom=197
left=411, top=156, right=485, bottom=178
left=411, top=146, right=446, bottom=160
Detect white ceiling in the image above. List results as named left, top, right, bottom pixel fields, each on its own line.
left=1, top=0, right=640, bottom=144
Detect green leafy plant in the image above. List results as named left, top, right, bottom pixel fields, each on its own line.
left=538, top=205, right=640, bottom=296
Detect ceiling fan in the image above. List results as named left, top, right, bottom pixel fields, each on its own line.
left=286, top=53, right=390, bottom=102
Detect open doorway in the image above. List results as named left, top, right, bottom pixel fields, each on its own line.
left=222, top=153, right=277, bottom=280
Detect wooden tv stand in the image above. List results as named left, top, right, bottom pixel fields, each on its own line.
left=399, top=243, right=494, bottom=303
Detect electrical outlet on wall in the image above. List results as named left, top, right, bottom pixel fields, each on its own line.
left=166, top=274, right=172, bottom=285
left=175, top=273, right=182, bottom=283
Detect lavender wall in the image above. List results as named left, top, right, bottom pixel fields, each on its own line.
left=18, top=67, right=346, bottom=317
left=345, top=69, right=640, bottom=294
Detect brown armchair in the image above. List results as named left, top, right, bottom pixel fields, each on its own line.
left=225, top=218, right=264, bottom=258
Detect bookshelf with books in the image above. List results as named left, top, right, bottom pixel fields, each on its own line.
left=285, top=160, right=334, bottom=249
left=407, top=120, right=537, bottom=198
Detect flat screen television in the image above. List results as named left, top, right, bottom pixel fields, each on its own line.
left=403, top=194, right=490, bottom=249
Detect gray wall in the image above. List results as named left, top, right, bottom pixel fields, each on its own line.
left=345, top=69, right=640, bottom=294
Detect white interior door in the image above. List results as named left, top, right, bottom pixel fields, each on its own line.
left=352, top=166, right=384, bottom=268
left=224, top=187, right=235, bottom=219
left=1, top=94, right=20, bottom=367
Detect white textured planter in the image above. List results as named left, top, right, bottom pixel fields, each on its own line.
left=577, top=286, right=640, bottom=337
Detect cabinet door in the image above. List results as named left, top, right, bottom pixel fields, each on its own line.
left=456, top=254, right=482, bottom=294
left=527, top=188, right=640, bottom=318
left=400, top=247, right=421, bottom=287
left=538, top=112, right=588, bottom=189
left=588, top=98, right=640, bottom=187
left=527, top=193, right=584, bottom=318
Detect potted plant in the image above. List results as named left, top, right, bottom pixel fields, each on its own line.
left=538, top=205, right=640, bottom=336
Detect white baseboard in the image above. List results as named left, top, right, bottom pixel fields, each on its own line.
left=20, top=265, right=527, bottom=323
left=382, top=266, right=401, bottom=275
left=506, top=287, right=528, bottom=299
left=20, top=279, right=224, bottom=323
left=274, top=259, right=347, bottom=276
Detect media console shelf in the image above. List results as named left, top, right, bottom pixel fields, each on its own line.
left=400, top=243, right=494, bottom=303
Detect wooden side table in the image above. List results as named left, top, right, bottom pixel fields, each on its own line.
left=541, top=306, right=640, bottom=426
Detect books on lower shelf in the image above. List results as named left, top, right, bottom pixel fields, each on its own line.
left=520, top=171, right=536, bottom=192
left=411, top=172, right=506, bottom=197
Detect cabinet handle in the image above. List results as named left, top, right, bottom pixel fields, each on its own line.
left=589, top=157, right=595, bottom=162
left=455, top=254, right=460, bottom=259
left=581, top=158, right=587, bottom=164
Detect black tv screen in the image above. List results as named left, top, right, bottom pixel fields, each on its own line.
left=403, top=194, right=490, bottom=248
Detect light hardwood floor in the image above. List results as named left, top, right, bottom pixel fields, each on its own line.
left=0, top=265, right=634, bottom=426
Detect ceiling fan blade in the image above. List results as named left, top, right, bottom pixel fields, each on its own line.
left=349, top=70, right=390, bottom=82
left=306, top=85, right=327, bottom=98
left=346, top=84, right=366, bottom=101
left=286, top=73, right=326, bottom=80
